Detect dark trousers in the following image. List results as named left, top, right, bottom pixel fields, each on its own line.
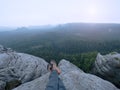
left=45, top=70, right=66, bottom=90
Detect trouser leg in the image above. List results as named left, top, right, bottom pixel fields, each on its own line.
left=45, top=70, right=59, bottom=90
left=58, top=78, right=66, bottom=90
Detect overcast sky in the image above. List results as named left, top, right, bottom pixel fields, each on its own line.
left=0, top=0, right=120, bottom=27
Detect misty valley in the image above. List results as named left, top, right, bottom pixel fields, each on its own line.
left=0, top=23, right=120, bottom=73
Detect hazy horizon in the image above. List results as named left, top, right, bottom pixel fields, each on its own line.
left=0, top=0, right=120, bottom=27
left=1, top=22, right=120, bottom=28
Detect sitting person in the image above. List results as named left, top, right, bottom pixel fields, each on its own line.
left=45, top=60, right=66, bottom=90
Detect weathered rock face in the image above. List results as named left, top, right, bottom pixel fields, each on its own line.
left=13, top=73, right=50, bottom=90
left=59, top=60, right=119, bottom=90
left=0, top=45, right=48, bottom=90
left=0, top=45, right=13, bottom=53
left=0, top=45, right=119, bottom=90
left=13, top=59, right=119, bottom=90
left=92, top=52, right=120, bottom=88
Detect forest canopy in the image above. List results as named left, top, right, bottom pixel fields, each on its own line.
left=0, top=23, right=120, bottom=72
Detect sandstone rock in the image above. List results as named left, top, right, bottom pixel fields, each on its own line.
left=92, top=52, right=120, bottom=88
left=0, top=45, right=13, bottom=53
left=13, top=73, right=50, bottom=90
left=0, top=45, right=48, bottom=90
left=13, top=59, right=119, bottom=90
left=58, top=59, right=83, bottom=74
left=0, top=45, right=119, bottom=90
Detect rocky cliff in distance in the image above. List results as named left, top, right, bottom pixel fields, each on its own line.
left=0, top=45, right=119, bottom=90
left=92, top=52, right=120, bottom=88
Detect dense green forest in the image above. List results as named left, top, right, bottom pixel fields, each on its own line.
left=0, top=23, right=120, bottom=72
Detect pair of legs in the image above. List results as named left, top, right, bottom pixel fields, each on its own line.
left=45, top=60, right=66, bottom=90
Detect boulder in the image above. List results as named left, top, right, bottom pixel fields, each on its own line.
left=0, top=45, right=48, bottom=90
left=92, top=52, right=120, bottom=88
left=13, top=59, right=119, bottom=90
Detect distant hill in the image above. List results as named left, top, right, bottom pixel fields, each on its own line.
left=0, top=23, right=120, bottom=38
left=0, top=26, right=16, bottom=32
left=0, top=23, right=120, bottom=64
